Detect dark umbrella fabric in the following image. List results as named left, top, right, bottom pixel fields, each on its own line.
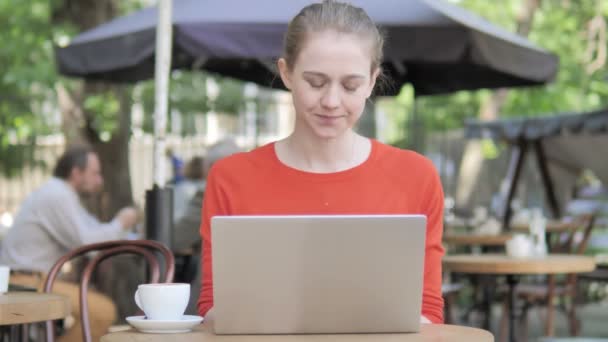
left=55, top=0, right=558, bottom=95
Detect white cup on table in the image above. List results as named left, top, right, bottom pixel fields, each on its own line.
left=506, top=234, right=533, bottom=258
left=134, top=283, right=190, bottom=320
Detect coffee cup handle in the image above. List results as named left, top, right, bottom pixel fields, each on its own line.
left=134, top=289, right=143, bottom=311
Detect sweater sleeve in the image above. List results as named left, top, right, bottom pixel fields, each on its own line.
left=198, top=165, right=230, bottom=317
left=420, top=162, right=445, bottom=323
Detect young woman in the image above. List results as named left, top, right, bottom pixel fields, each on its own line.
left=198, top=0, right=444, bottom=323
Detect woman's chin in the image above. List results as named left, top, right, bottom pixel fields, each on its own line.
left=311, top=128, right=349, bottom=140
left=303, top=122, right=352, bottom=140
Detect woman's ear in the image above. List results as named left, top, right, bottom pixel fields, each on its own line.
left=366, top=68, right=381, bottom=98
left=277, top=58, right=292, bottom=90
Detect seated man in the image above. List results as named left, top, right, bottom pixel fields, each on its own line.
left=0, top=146, right=138, bottom=342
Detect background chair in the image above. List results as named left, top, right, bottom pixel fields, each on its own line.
left=442, top=282, right=464, bottom=324
left=499, top=213, right=597, bottom=340
left=42, top=240, right=175, bottom=342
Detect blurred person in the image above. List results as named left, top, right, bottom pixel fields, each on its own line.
left=198, top=1, right=444, bottom=324
left=166, top=148, right=185, bottom=184
left=0, top=146, right=139, bottom=342
left=173, top=156, right=206, bottom=223
left=173, top=138, right=241, bottom=314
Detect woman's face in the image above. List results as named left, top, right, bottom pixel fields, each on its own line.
left=278, top=30, right=378, bottom=140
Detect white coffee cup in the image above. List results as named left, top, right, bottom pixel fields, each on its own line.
left=134, top=283, right=190, bottom=320
left=0, top=265, right=10, bottom=294
left=506, top=234, right=533, bottom=258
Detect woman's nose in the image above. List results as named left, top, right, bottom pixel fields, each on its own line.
left=320, top=86, right=340, bottom=109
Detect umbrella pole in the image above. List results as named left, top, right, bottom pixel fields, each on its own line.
left=146, top=0, right=174, bottom=249
left=152, top=0, right=173, bottom=186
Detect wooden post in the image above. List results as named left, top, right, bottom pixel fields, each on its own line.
left=533, top=140, right=561, bottom=219
left=502, top=141, right=528, bottom=229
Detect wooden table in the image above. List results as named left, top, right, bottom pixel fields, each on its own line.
left=101, top=321, right=494, bottom=342
left=0, top=291, right=71, bottom=325
left=510, top=221, right=578, bottom=234
left=443, top=234, right=512, bottom=247
left=443, top=254, right=595, bottom=342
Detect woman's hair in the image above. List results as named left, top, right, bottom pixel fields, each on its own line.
left=283, top=0, right=385, bottom=74
left=53, top=146, right=94, bottom=180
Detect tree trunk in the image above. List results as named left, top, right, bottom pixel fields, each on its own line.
left=53, top=0, right=134, bottom=219
left=455, top=0, right=540, bottom=209
left=89, top=84, right=135, bottom=220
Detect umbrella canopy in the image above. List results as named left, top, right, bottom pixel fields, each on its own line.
left=55, top=0, right=558, bottom=96
left=466, top=109, right=608, bottom=218
left=466, top=109, right=608, bottom=185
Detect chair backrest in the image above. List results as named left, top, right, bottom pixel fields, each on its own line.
left=43, top=240, right=175, bottom=342
left=546, top=213, right=597, bottom=297
left=550, top=213, right=596, bottom=255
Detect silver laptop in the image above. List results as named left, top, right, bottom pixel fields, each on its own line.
left=211, top=215, right=426, bottom=335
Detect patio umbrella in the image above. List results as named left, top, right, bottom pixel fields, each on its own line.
left=56, top=0, right=558, bottom=96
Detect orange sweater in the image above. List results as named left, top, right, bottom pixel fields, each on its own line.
left=198, top=140, right=445, bottom=323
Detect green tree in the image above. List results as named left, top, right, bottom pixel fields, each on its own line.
left=389, top=0, right=608, bottom=145
left=0, top=0, right=58, bottom=175
left=139, top=72, right=245, bottom=136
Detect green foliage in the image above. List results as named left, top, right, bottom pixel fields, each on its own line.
left=83, top=92, right=121, bottom=136
left=0, top=141, right=46, bottom=177
left=0, top=0, right=57, bottom=174
left=139, top=71, right=245, bottom=135
left=389, top=0, right=608, bottom=145
left=214, top=77, right=245, bottom=115
left=117, top=0, right=149, bottom=12
left=0, top=0, right=55, bottom=125
left=497, top=0, right=608, bottom=116
left=139, top=71, right=210, bottom=135
left=481, top=139, right=500, bottom=159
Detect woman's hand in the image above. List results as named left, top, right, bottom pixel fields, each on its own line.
left=420, top=315, right=431, bottom=324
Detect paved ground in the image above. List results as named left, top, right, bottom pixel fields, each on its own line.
left=451, top=299, right=608, bottom=341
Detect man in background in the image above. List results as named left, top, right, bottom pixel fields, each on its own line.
left=0, top=146, right=138, bottom=342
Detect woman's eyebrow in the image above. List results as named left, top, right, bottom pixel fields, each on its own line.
left=342, top=74, right=366, bottom=81
left=302, top=71, right=328, bottom=79
left=302, top=71, right=366, bottom=81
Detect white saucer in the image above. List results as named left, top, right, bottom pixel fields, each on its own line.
left=126, top=315, right=203, bottom=333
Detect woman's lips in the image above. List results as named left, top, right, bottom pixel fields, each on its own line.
left=315, top=114, right=345, bottom=124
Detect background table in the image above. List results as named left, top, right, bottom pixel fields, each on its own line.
left=510, top=221, right=578, bottom=234
left=0, top=291, right=70, bottom=325
left=101, top=321, right=494, bottom=342
left=443, top=234, right=512, bottom=247
left=443, top=254, right=595, bottom=275
left=443, top=254, right=595, bottom=342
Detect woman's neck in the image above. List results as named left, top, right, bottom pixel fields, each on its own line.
left=276, top=129, right=370, bottom=173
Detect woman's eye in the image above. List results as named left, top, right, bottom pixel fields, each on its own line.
left=343, top=84, right=359, bottom=92
left=308, top=81, right=325, bottom=88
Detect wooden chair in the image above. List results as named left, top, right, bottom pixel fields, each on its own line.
left=499, top=214, right=597, bottom=340
left=42, top=240, right=175, bottom=342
